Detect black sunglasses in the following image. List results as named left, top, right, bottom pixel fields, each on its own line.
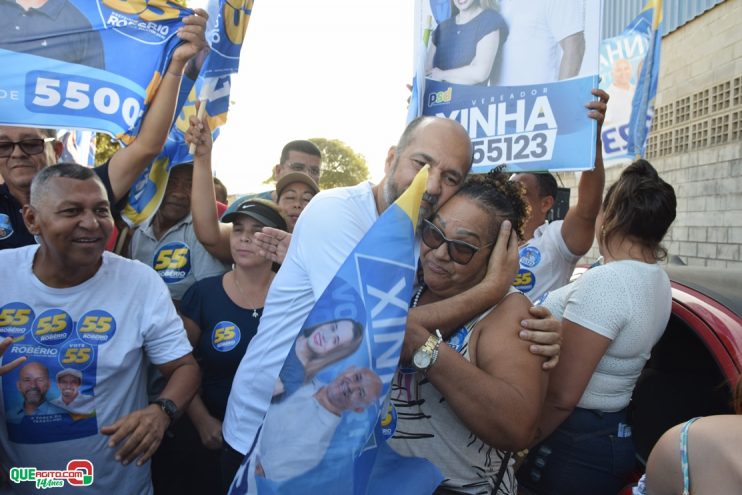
left=421, top=219, right=494, bottom=265
left=0, top=138, right=55, bottom=158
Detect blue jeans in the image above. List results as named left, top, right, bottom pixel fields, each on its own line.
left=517, top=407, right=636, bottom=495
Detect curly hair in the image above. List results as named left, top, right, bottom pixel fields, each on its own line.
left=601, top=160, right=676, bottom=261
left=456, top=167, right=530, bottom=242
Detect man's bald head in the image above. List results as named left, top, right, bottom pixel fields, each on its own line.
left=396, top=116, right=473, bottom=167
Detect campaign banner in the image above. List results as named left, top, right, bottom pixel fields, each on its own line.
left=122, top=0, right=252, bottom=225
left=228, top=168, right=443, bottom=495
left=0, top=0, right=192, bottom=141
left=409, top=0, right=602, bottom=173
left=599, top=0, right=663, bottom=166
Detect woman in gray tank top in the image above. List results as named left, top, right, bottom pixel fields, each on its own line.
left=387, top=170, right=548, bottom=494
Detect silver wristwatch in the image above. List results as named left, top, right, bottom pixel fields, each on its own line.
left=412, top=329, right=443, bottom=372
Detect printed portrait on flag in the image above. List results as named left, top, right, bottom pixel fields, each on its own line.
left=0, top=0, right=193, bottom=140
left=411, top=0, right=602, bottom=173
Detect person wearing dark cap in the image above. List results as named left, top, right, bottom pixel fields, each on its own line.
left=187, top=119, right=315, bottom=267
left=163, top=198, right=288, bottom=493
left=275, top=171, right=319, bottom=230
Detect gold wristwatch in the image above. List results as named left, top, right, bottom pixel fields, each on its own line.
left=412, top=329, right=443, bottom=372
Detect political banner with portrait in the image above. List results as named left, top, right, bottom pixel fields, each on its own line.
left=122, top=0, right=252, bottom=225
left=0, top=0, right=193, bottom=141
left=599, top=0, right=663, bottom=167
left=228, top=168, right=443, bottom=495
left=409, top=0, right=603, bottom=173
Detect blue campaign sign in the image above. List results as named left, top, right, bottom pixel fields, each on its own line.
left=410, top=0, right=603, bottom=173
left=0, top=0, right=189, bottom=139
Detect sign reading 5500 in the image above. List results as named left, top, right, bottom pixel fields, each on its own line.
left=26, top=71, right=142, bottom=131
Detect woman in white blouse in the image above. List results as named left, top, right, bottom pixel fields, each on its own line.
left=518, top=160, right=677, bottom=495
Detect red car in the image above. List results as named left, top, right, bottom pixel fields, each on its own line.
left=614, top=264, right=742, bottom=493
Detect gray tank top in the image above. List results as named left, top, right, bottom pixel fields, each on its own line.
left=387, top=291, right=518, bottom=494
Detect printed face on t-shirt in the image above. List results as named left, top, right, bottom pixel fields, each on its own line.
left=17, top=362, right=51, bottom=408
left=57, top=375, right=81, bottom=404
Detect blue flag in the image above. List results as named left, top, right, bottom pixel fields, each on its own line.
left=599, top=0, right=663, bottom=166
left=228, top=166, right=443, bottom=494
left=0, top=0, right=192, bottom=141
left=123, top=0, right=253, bottom=225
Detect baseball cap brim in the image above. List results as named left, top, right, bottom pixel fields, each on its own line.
left=220, top=199, right=288, bottom=231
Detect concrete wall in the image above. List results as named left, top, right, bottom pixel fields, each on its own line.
left=559, top=0, right=742, bottom=268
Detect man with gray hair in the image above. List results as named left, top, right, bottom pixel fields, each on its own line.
left=0, top=163, right=199, bottom=494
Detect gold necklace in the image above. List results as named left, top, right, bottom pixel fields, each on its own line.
left=232, top=273, right=260, bottom=318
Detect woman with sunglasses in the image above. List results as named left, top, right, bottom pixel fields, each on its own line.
left=387, top=169, right=547, bottom=494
